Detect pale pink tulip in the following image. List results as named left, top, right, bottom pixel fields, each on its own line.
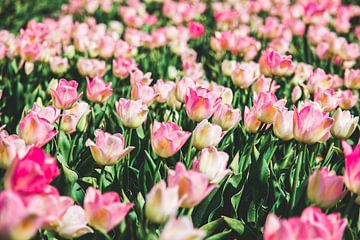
left=244, top=106, right=261, bottom=133
left=85, top=130, right=134, bottom=165
left=151, top=121, right=191, bottom=158
left=259, top=49, right=293, bottom=77
left=343, top=141, right=360, bottom=195
left=154, top=80, right=176, bottom=103
left=253, top=76, right=279, bottom=94
left=307, top=68, right=332, bottom=93
left=254, top=92, right=286, bottom=124
left=338, top=90, right=358, bottom=109
left=31, top=104, right=60, bottom=124
left=176, top=77, right=197, bottom=103
left=331, top=108, right=358, bottom=139
left=113, top=56, right=137, bottom=79
left=61, top=101, right=90, bottom=134
left=314, top=88, right=339, bottom=112
left=0, top=130, right=28, bottom=169
left=212, top=103, right=241, bottom=131
left=159, top=217, right=205, bottom=240
left=86, top=76, right=113, bottom=103
left=273, top=108, right=294, bottom=141
left=50, top=79, right=82, bottom=110
left=231, top=62, right=260, bottom=89
left=131, top=82, right=158, bottom=106
left=344, top=69, right=360, bottom=89
left=84, top=187, right=133, bottom=233
left=307, top=168, right=346, bottom=208
left=168, top=162, right=216, bottom=208
left=191, top=120, right=224, bottom=150
left=115, top=98, right=148, bottom=128
left=49, top=56, right=69, bottom=75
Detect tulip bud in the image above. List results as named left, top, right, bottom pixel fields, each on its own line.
left=192, top=120, right=224, bottom=150
left=115, top=98, right=148, bottom=128
left=212, top=103, right=241, bottom=131
left=86, top=76, right=113, bottom=104
left=331, top=108, right=358, bottom=139
left=145, top=180, right=181, bottom=224
left=24, top=61, right=34, bottom=75
left=344, top=69, right=360, bottom=89
left=50, top=79, right=82, bottom=110
left=291, top=85, right=302, bottom=103
left=273, top=108, right=294, bottom=141
left=244, top=106, right=261, bottom=133
left=221, top=60, right=237, bottom=77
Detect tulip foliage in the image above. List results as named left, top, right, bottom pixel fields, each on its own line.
left=0, top=0, right=359, bottom=240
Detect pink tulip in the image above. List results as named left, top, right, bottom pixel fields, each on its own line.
left=154, top=80, right=176, bottom=103
left=253, top=76, right=279, bottom=94
left=84, top=187, right=133, bottom=233
left=113, top=56, right=137, bottom=79
left=115, top=98, right=148, bottom=128
left=331, top=108, right=359, bottom=139
left=307, top=68, right=332, bottom=93
left=264, top=207, right=347, bottom=240
left=293, top=104, right=334, bottom=144
left=314, top=88, right=339, bottom=112
left=49, top=56, right=69, bottom=75
left=209, top=82, right=233, bottom=105
left=77, top=58, right=107, bottom=78
left=61, top=101, right=90, bottom=134
left=244, top=106, right=261, bottom=133
left=292, top=63, right=313, bottom=84
left=0, top=130, right=28, bottom=169
left=31, top=104, right=60, bottom=124
left=86, top=129, right=135, bottom=165
left=193, top=147, right=231, bottom=184
left=5, top=147, right=59, bottom=195
left=86, top=76, right=113, bottom=104
left=273, top=108, right=294, bottom=141
left=18, top=111, right=58, bottom=147
left=159, top=217, right=205, bottom=240
left=151, top=121, right=191, bottom=158
left=254, top=92, right=286, bottom=124
left=185, top=87, right=222, bottom=122
left=343, top=141, right=360, bottom=195
left=145, top=180, right=181, bottom=224
left=168, top=162, right=216, bottom=208
left=231, top=62, right=260, bottom=89
left=50, top=79, right=82, bottom=110
left=188, top=21, right=205, bottom=39
left=338, top=90, right=358, bottom=110
left=0, top=190, right=44, bottom=240
left=131, top=82, right=158, bottom=106
left=307, top=168, right=346, bottom=209
left=291, top=85, right=302, bottom=103
left=212, top=103, right=241, bottom=131
left=176, top=77, right=197, bottom=103
left=191, top=119, right=224, bottom=150
left=258, top=49, right=293, bottom=77
left=344, top=69, right=360, bottom=89
left=130, top=69, right=153, bottom=86
left=98, top=36, right=115, bottom=58
left=221, top=60, right=237, bottom=76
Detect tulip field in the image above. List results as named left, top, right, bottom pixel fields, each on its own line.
left=0, top=0, right=360, bottom=239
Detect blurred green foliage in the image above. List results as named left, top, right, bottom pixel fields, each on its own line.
left=0, top=0, right=65, bottom=32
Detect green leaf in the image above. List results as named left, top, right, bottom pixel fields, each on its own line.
left=200, top=218, right=223, bottom=236
left=206, top=230, right=232, bottom=240
left=222, top=216, right=245, bottom=235
left=136, top=125, right=145, bottom=139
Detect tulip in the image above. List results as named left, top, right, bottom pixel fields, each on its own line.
left=254, top=92, right=286, bottom=124
left=343, top=141, right=360, bottom=195
left=0, top=130, right=28, bottom=169
left=131, top=82, right=158, bottom=106
left=151, top=121, right=191, bottom=158
left=61, top=101, right=90, bottom=134
left=31, top=104, right=60, bottom=124
left=209, top=82, right=233, bottom=105
left=258, top=49, right=293, bottom=77
left=338, top=90, right=358, bottom=110
left=84, top=187, right=133, bottom=233
left=5, top=147, right=59, bottom=195
left=86, top=129, right=135, bottom=165
left=307, top=68, right=332, bottom=93
left=192, top=119, right=224, bottom=150
left=86, top=76, right=113, bottom=104
left=193, top=147, right=231, bottom=184
left=244, top=106, right=261, bottom=133
left=56, top=205, right=93, bottom=239
left=18, top=111, right=58, bottom=147
left=231, top=61, right=260, bottom=89
left=344, top=69, right=360, bottom=89
left=77, top=58, right=107, bottom=78
left=212, top=103, right=241, bottom=131
left=221, top=60, right=236, bottom=76
left=115, top=98, right=148, bottom=128
left=293, top=104, right=334, bottom=144
left=130, top=69, right=153, bottom=86
left=98, top=36, right=115, bottom=58
left=292, top=62, right=313, bottom=84
left=168, top=162, right=216, bottom=208
left=291, top=85, right=302, bottom=103
left=49, top=56, right=69, bottom=75
left=264, top=207, right=347, bottom=240
left=188, top=21, right=205, bottom=38
left=153, top=80, right=176, bottom=103
left=331, top=108, right=358, bottom=139
left=252, top=76, right=279, bottom=94
left=176, top=77, right=197, bottom=102
left=113, top=56, right=137, bottom=79
left=0, top=190, right=44, bottom=240
left=159, top=217, right=206, bottom=240
left=307, top=168, right=346, bottom=209
left=145, top=180, right=181, bottom=224
left=185, top=87, right=222, bottom=122
left=314, top=88, right=339, bottom=112
left=50, top=79, right=82, bottom=110
left=273, top=108, right=294, bottom=141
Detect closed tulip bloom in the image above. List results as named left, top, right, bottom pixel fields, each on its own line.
left=314, top=88, right=339, bottom=112
left=338, top=90, right=358, bottom=110
left=273, top=108, right=294, bottom=141
left=145, top=180, right=181, bottom=224
left=154, top=80, right=176, bottom=103
left=84, top=187, right=133, bottom=233
left=5, top=147, right=59, bottom=195
left=49, top=56, right=69, bottom=75
left=307, top=68, right=332, bottom=93
left=168, top=162, right=216, bottom=208
left=0, top=190, right=44, bottom=240
left=151, top=121, right=191, bottom=158
left=113, top=56, right=137, bottom=79
left=31, top=104, right=60, bottom=124
left=307, top=168, right=346, bottom=209
left=56, top=205, right=93, bottom=239
left=344, top=69, right=360, bottom=89
left=254, top=92, right=286, bottom=124
left=291, top=85, right=302, bottom=103
left=192, top=119, right=224, bottom=150
left=115, top=98, right=148, bottom=128
left=193, top=147, right=231, bottom=184
left=259, top=49, right=293, bottom=77
left=131, top=82, right=158, bottom=106
left=221, top=59, right=237, bottom=76
left=231, top=61, right=260, bottom=89
left=293, top=104, right=334, bottom=144
left=212, top=103, right=241, bottom=131
left=176, top=77, right=197, bottom=102
left=0, top=130, right=28, bottom=169
left=61, top=101, right=90, bottom=134
left=18, top=111, right=58, bottom=147
left=85, top=130, right=135, bottom=165
left=331, top=108, right=358, bottom=139
left=50, top=79, right=82, bottom=110
left=185, top=87, right=222, bottom=122
left=86, top=76, right=113, bottom=104
left=209, top=82, right=233, bottom=105
left=244, top=106, right=261, bottom=133
left=264, top=207, right=347, bottom=240
left=342, top=141, right=360, bottom=195
left=159, top=217, right=205, bottom=240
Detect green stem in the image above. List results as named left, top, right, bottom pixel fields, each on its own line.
left=99, top=166, right=105, bottom=191
left=56, top=109, right=63, bottom=153
left=290, top=144, right=304, bottom=209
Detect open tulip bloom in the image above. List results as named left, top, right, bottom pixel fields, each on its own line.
left=0, top=0, right=360, bottom=239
